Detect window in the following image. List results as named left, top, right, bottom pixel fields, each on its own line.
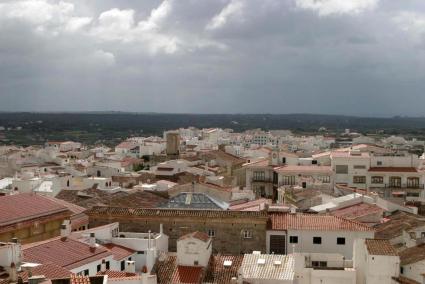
left=400, top=267, right=404, bottom=274
left=282, top=157, right=286, bottom=164
left=312, top=160, right=318, bottom=165
left=106, top=261, right=110, bottom=270
left=377, top=161, right=382, bottom=166
left=243, top=230, right=252, bottom=239
left=83, top=269, right=89, bottom=276
left=289, top=236, right=298, bottom=244
left=407, top=177, right=420, bottom=188
left=312, top=261, right=327, bottom=268
left=120, top=260, right=125, bottom=271
left=371, top=176, right=383, bottom=184
left=313, top=237, right=322, bottom=244
left=137, top=251, right=145, bottom=254
left=335, top=165, right=348, bottom=174
left=281, top=176, right=295, bottom=185
left=337, top=237, right=346, bottom=245
left=96, top=264, right=101, bottom=272
left=319, top=176, right=330, bottom=183
left=207, top=229, right=215, bottom=237
left=194, top=260, right=199, bottom=266
left=253, top=171, right=265, bottom=181
left=353, top=165, right=366, bottom=169
left=353, top=176, right=366, bottom=184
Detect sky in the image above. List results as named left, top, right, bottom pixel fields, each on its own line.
left=1, top=0, right=425, bottom=116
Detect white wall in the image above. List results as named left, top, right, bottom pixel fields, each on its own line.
left=401, top=259, right=425, bottom=283
left=176, top=238, right=211, bottom=267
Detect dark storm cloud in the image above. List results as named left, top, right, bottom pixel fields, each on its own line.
left=0, top=0, right=425, bottom=116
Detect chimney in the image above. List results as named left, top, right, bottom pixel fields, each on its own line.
left=9, top=262, right=17, bottom=282
left=125, top=261, right=135, bottom=274
left=89, top=233, right=96, bottom=248
left=60, top=220, right=71, bottom=239
left=101, top=259, right=107, bottom=272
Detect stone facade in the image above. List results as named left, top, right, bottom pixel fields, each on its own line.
left=86, top=207, right=268, bottom=254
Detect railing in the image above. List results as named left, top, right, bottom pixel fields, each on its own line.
left=251, top=177, right=274, bottom=183
left=383, top=184, right=424, bottom=189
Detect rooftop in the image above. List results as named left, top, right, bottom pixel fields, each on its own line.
left=23, top=237, right=113, bottom=270
left=240, top=254, right=294, bottom=281
left=0, top=193, right=69, bottom=227
left=399, top=244, right=425, bottom=265
left=375, top=211, right=425, bottom=239
left=268, top=212, right=374, bottom=232
left=178, top=231, right=210, bottom=243
left=365, top=239, right=398, bottom=256
left=158, top=192, right=229, bottom=210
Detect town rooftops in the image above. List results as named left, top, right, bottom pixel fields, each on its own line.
left=102, top=243, right=136, bottom=261
left=274, top=165, right=333, bottom=174
left=19, top=262, right=72, bottom=282
left=268, top=212, right=374, bottom=232
left=0, top=193, right=69, bottom=227
left=86, top=206, right=269, bottom=219
left=240, top=253, right=294, bottom=281
left=331, top=203, right=383, bottom=220
left=23, top=237, right=113, bottom=270
left=365, top=239, right=398, bottom=256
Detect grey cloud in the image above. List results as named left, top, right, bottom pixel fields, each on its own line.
left=0, top=0, right=425, bottom=116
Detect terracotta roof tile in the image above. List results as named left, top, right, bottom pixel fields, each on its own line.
left=102, top=244, right=135, bottom=261
left=96, top=270, right=136, bottom=278
left=268, top=213, right=374, bottom=232
left=331, top=203, right=383, bottom=220
left=399, top=244, right=425, bottom=265
left=0, top=193, right=69, bottom=226
left=70, top=275, right=91, bottom=284
left=368, top=167, right=418, bottom=173
left=23, top=237, right=113, bottom=270
left=203, top=254, right=243, bottom=284
left=154, top=254, right=204, bottom=284
left=19, top=263, right=72, bottom=282
left=178, top=231, right=210, bottom=243
left=375, top=211, right=425, bottom=239
left=365, top=239, right=398, bottom=256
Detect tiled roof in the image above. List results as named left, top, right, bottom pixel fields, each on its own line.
left=393, top=276, right=420, bottom=284
left=0, top=193, right=69, bottom=226
left=154, top=254, right=204, bottom=284
left=86, top=206, right=269, bottom=219
left=42, top=196, right=86, bottom=215
left=23, top=237, right=113, bottom=270
left=374, top=211, right=425, bottom=239
left=70, top=275, right=91, bottom=284
left=368, top=167, right=418, bottom=173
left=203, top=254, right=243, bottom=284
left=365, top=239, right=398, bottom=256
left=268, top=213, right=374, bottom=232
left=399, top=244, right=425, bottom=265
left=274, top=165, right=332, bottom=174
left=229, top=198, right=271, bottom=211
left=96, top=270, right=136, bottom=278
left=331, top=203, right=383, bottom=220
left=115, top=142, right=138, bottom=150
left=179, top=231, right=210, bottom=243
left=19, top=263, right=72, bottom=282
left=240, top=254, right=294, bottom=281
left=102, top=244, right=135, bottom=261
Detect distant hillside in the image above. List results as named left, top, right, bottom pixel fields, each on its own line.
left=0, top=112, right=425, bottom=145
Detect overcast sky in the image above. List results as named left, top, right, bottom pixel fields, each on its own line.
left=1, top=0, right=425, bottom=116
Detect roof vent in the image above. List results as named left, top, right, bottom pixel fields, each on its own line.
left=274, top=260, right=282, bottom=266
left=223, top=260, right=232, bottom=267
left=257, top=258, right=266, bottom=265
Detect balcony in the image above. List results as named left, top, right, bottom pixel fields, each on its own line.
left=251, top=177, right=273, bottom=183
left=383, top=184, right=424, bottom=189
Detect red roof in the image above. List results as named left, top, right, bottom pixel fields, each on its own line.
left=103, top=243, right=135, bottom=260
left=179, top=231, right=210, bottom=243
left=268, top=213, right=374, bottom=232
left=97, top=270, right=136, bottom=278
left=70, top=275, right=91, bottom=284
left=19, top=262, right=72, bottom=282
left=0, top=193, right=68, bottom=226
left=23, top=237, right=113, bottom=270
left=368, top=167, right=418, bottom=173
left=171, top=266, right=204, bottom=284
left=331, top=203, right=383, bottom=220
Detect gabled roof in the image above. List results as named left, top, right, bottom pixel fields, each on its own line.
left=178, top=231, right=210, bottom=243
left=19, top=262, right=72, bottom=282
left=268, top=213, right=374, bottom=232
left=400, top=244, right=425, bottom=265
left=23, top=237, right=113, bottom=270
left=0, top=193, right=69, bottom=227
left=365, top=239, right=398, bottom=256
left=102, top=244, right=135, bottom=261
left=375, top=211, right=425, bottom=239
